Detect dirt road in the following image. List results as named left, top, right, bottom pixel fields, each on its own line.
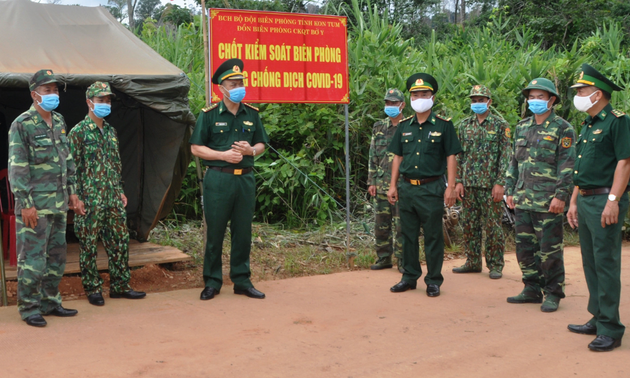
left=1, top=245, right=628, bottom=377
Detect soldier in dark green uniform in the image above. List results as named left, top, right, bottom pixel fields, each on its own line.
left=566, top=64, right=630, bottom=352
left=368, top=88, right=405, bottom=272
left=387, top=73, right=462, bottom=297
left=190, top=59, right=269, bottom=301
left=68, top=82, right=146, bottom=307
left=8, top=69, right=80, bottom=327
left=454, top=85, right=511, bottom=279
left=505, top=78, right=576, bottom=312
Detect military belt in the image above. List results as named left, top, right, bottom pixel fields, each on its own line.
left=578, top=186, right=630, bottom=197
left=402, top=176, right=440, bottom=186
left=208, top=166, right=252, bottom=175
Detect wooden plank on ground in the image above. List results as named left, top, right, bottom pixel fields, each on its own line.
left=3, top=241, right=190, bottom=280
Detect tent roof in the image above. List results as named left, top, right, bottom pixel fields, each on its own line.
left=0, top=0, right=182, bottom=76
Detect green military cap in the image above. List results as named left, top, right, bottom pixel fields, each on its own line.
left=211, top=58, right=244, bottom=85
left=29, top=69, right=58, bottom=91
left=570, top=63, right=624, bottom=92
left=384, top=88, right=404, bottom=102
left=522, top=78, right=560, bottom=105
left=406, top=73, right=438, bottom=93
left=469, top=84, right=491, bottom=99
left=86, top=81, right=116, bottom=99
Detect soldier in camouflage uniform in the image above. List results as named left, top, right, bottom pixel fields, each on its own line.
left=8, top=69, right=80, bottom=327
left=505, top=78, right=576, bottom=312
left=68, top=82, right=146, bottom=307
left=454, top=85, right=511, bottom=279
left=368, top=88, right=405, bottom=272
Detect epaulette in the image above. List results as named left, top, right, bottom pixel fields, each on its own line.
left=435, top=114, right=452, bottom=122
left=244, top=103, right=259, bottom=111
left=401, top=115, right=414, bottom=123
left=202, top=103, right=219, bottom=113
left=611, top=109, right=626, bottom=118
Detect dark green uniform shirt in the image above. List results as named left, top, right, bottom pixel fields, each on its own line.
left=189, top=101, right=269, bottom=168
left=68, top=116, right=124, bottom=209
left=388, top=111, right=462, bottom=179
left=573, top=104, right=630, bottom=189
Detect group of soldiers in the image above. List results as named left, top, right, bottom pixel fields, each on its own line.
left=7, top=60, right=628, bottom=353
left=368, top=64, right=630, bottom=352
left=8, top=70, right=146, bottom=328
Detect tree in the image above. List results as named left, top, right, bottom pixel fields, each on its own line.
left=105, top=0, right=126, bottom=23
left=136, top=0, right=162, bottom=25
left=127, top=0, right=140, bottom=30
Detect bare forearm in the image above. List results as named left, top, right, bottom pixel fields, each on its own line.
left=570, top=186, right=578, bottom=206
left=390, top=155, right=402, bottom=187
left=253, top=142, right=266, bottom=156
left=191, top=144, right=225, bottom=161
left=611, top=158, right=630, bottom=197
left=447, top=155, right=457, bottom=187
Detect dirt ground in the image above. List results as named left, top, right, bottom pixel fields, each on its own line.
left=1, top=245, right=628, bottom=377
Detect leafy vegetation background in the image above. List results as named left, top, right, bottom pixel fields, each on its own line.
left=137, top=0, right=630, bottom=231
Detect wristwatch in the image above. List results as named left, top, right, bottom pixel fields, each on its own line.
left=608, top=194, right=619, bottom=202
left=252, top=148, right=256, bottom=157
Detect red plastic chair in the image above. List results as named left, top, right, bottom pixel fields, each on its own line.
left=0, top=169, right=17, bottom=267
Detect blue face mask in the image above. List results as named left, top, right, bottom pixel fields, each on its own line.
left=224, top=86, right=246, bottom=103
left=37, top=93, right=59, bottom=112
left=91, top=101, right=111, bottom=118
left=384, top=105, right=401, bottom=118
left=528, top=99, right=550, bottom=115
left=470, top=102, right=488, bottom=114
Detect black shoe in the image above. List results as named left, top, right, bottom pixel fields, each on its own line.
left=110, top=290, right=146, bottom=299
left=24, top=314, right=47, bottom=327
left=426, top=284, right=440, bottom=297
left=568, top=323, right=597, bottom=335
left=200, top=287, right=219, bottom=300
left=234, top=287, right=265, bottom=299
left=390, top=280, right=417, bottom=292
left=87, top=293, right=105, bottom=306
left=588, top=335, right=622, bottom=352
left=370, top=256, right=393, bottom=270
left=44, top=306, right=78, bottom=317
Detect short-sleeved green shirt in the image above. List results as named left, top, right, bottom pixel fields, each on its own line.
left=189, top=101, right=269, bottom=168
left=387, top=111, right=462, bottom=179
left=573, top=104, right=630, bottom=189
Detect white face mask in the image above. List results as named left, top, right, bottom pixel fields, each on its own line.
left=573, top=91, right=599, bottom=112
left=410, top=96, right=434, bottom=113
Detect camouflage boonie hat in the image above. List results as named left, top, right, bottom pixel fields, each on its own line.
left=469, top=85, right=491, bottom=99
left=523, top=78, right=560, bottom=105
left=384, top=88, right=404, bottom=102
left=86, top=81, right=116, bottom=99
left=29, top=69, right=58, bottom=91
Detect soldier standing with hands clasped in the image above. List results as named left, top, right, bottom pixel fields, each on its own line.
left=567, top=64, right=630, bottom=352
left=367, top=88, right=405, bottom=272
left=387, top=73, right=462, bottom=298
left=454, top=85, right=511, bottom=279
left=505, top=78, right=575, bottom=313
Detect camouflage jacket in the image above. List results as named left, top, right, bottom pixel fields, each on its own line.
left=8, top=105, right=76, bottom=215
left=505, top=111, right=576, bottom=212
left=367, top=118, right=400, bottom=192
left=457, top=112, right=512, bottom=189
left=68, top=116, right=124, bottom=209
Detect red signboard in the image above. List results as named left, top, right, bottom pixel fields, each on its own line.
left=209, top=9, right=349, bottom=104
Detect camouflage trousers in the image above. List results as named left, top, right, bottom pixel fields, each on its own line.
left=514, top=209, right=565, bottom=298
left=75, top=206, right=131, bottom=295
left=461, top=187, right=505, bottom=271
left=16, top=213, right=67, bottom=320
left=374, top=192, right=402, bottom=259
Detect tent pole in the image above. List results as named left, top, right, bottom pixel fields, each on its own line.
left=344, top=104, right=354, bottom=269
left=0, top=228, right=7, bottom=306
